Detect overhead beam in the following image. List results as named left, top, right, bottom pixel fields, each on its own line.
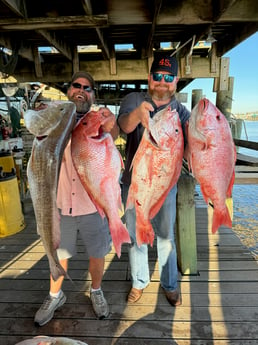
left=81, top=0, right=110, bottom=59
left=0, top=15, right=108, bottom=31
left=32, top=46, right=43, bottom=78
left=212, top=0, right=238, bottom=22
left=145, top=0, right=162, bottom=57
left=1, top=0, right=27, bottom=17
left=10, top=56, right=222, bottom=83
left=216, top=22, right=258, bottom=56
left=37, top=29, right=73, bottom=61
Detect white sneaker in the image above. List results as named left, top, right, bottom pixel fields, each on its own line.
left=34, top=291, right=66, bottom=326
left=90, top=289, right=109, bottom=319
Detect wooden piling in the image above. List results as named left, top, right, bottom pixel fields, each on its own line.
left=191, top=89, right=203, bottom=109
left=176, top=173, right=198, bottom=275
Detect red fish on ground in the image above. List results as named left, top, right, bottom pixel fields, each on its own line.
left=71, top=109, right=131, bottom=257
left=187, top=98, right=236, bottom=233
left=126, top=106, right=184, bottom=247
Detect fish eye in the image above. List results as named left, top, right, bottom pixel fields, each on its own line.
left=216, top=115, right=220, bottom=120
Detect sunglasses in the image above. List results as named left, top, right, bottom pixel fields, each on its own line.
left=72, top=82, right=93, bottom=92
left=152, top=73, right=175, bottom=83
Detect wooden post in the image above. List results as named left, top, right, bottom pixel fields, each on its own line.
left=216, top=77, right=234, bottom=121
left=191, top=89, right=203, bottom=109
left=176, top=173, right=198, bottom=275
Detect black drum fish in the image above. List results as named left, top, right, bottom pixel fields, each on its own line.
left=25, top=101, right=76, bottom=280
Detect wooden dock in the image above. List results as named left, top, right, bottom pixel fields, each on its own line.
left=1, top=196, right=258, bottom=345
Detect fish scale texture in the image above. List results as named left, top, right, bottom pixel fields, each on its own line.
left=126, top=106, right=184, bottom=247
left=72, top=110, right=131, bottom=257
left=187, top=98, right=236, bottom=233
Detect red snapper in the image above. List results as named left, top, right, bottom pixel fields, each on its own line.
left=71, top=110, right=131, bottom=257
left=187, top=98, right=236, bottom=233
left=126, top=106, right=184, bottom=247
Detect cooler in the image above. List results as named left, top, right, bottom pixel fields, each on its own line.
left=0, top=173, right=25, bottom=237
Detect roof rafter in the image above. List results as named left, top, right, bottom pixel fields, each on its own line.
left=0, top=15, right=108, bottom=31
left=37, top=29, right=73, bottom=61
left=81, top=0, right=110, bottom=60
left=1, top=0, right=27, bottom=17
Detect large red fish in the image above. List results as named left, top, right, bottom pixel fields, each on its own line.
left=126, top=106, right=184, bottom=247
left=187, top=98, right=236, bottom=233
left=71, top=110, right=131, bottom=257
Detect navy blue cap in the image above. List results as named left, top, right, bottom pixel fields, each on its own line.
left=150, top=56, right=178, bottom=75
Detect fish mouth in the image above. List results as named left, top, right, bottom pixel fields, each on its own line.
left=90, top=127, right=105, bottom=139
left=36, top=135, right=48, bottom=141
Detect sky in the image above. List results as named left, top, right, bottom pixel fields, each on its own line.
left=182, top=32, right=258, bottom=114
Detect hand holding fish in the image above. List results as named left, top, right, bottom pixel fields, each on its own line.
left=99, top=107, right=116, bottom=132
left=136, top=101, right=154, bottom=129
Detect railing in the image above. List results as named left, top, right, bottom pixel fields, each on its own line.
left=234, top=138, right=258, bottom=184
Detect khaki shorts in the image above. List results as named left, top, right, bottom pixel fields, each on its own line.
left=57, top=211, right=112, bottom=260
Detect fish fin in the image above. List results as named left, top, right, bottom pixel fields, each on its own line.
left=200, top=186, right=210, bottom=204
left=226, top=197, right=233, bottom=222
left=136, top=220, right=155, bottom=247
left=49, top=258, right=70, bottom=282
left=226, top=170, right=235, bottom=198
left=125, top=187, right=134, bottom=210
left=110, top=221, right=131, bottom=258
left=212, top=205, right=232, bottom=234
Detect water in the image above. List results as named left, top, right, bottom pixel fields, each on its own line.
left=232, top=120, right=258, bottom=260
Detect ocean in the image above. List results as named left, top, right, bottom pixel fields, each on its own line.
left=232, top=120, right=258, bottom=260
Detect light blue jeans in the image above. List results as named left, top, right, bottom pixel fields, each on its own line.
left=122, top=184, right=178, bottom=292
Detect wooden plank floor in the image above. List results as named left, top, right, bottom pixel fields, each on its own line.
left=1, top=196, right=258, bottom=345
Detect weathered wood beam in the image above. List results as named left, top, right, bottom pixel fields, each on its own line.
left=18, top=43, right=34, bottom=61
left=217, top=22, right=258, bottom=56
left=11, top=56, right=222, bottom=84
left=0, top=15, right=108, bottom=31
left=32, top=46, right=43, bottom=78
left=81, top=0, right=92, bottom=14
left=72, top=46, right=79, bottom=73
left=1, top=0, right=27, bottom=18
left=37, top=29, right=73, bottom=61
left=212, top=0, right=238, bottom=22
left=109, top=46, right=116, bottom=75
left=81, top=0, right=110, bottom=60
left=145, top=0, right=162, bottom=57
left=234, top=139, right=258, bottom=151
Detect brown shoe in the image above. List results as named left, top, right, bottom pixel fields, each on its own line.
left=164, top=289, right=182, bottom=306
left=127, top=287, right=143, bottom=303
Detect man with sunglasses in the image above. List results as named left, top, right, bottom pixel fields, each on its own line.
left=117, top=55, right=190, bottom=307
left=34, top=71, right=119, bottom=326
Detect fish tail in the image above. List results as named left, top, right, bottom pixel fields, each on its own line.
left=212, top=206, right=232, bottom=234
left=136, top=221, right=155, bottom=247
left=111, top=222, right=131, bottom=258
left=49, top=257, right=71, bottom=282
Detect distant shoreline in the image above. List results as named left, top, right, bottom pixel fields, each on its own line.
left=234, top=112, right=258, bottom=121
left=234, top=116, right=258, bottom=121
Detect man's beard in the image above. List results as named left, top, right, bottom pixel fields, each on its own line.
left=74, top=100, right=91, bottom=114
left=68, top=95, right=92, bottom=114
left=149, top=86, right=175, bottom=101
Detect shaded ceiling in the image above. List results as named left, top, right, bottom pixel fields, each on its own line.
left=0, top=0, right=257, bottom=103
